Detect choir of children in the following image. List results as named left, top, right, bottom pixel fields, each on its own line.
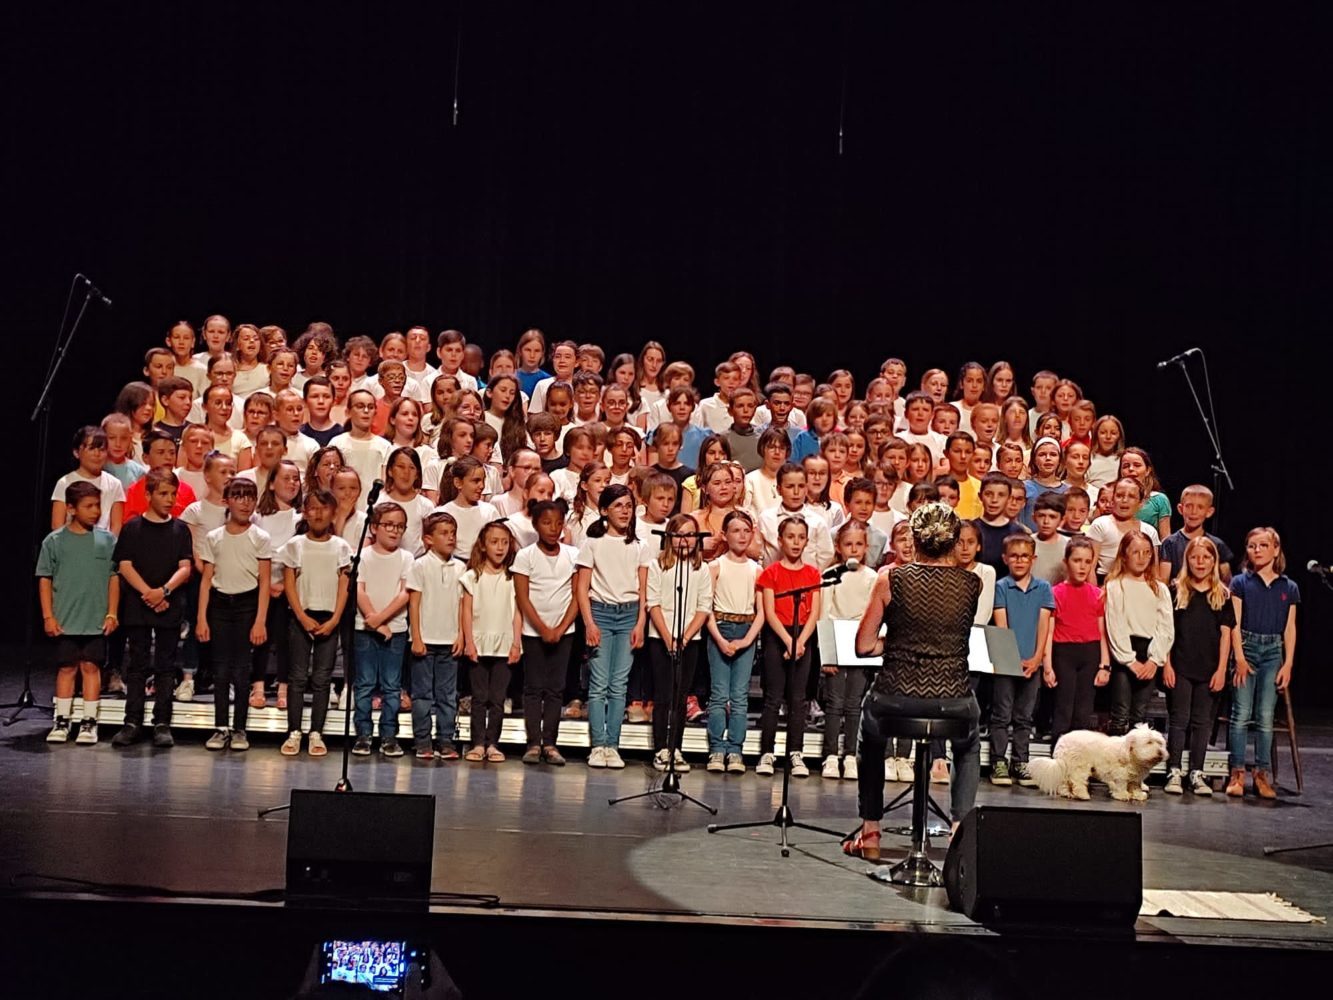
left=36, top=322, right=1297, bottom=801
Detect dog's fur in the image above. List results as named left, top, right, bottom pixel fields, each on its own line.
left=1028, top=725, right=1168, bottom=802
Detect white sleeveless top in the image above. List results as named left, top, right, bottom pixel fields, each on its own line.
left=712, top=555, right=760, bottom=615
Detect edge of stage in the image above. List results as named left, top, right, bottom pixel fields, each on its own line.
left=2, top=678, right=1331, bottom=998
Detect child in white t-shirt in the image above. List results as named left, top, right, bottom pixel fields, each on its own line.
left=52, top=425, right=126, bottom=535
left=576, top=484, right=652, bottom=768
left=352, top=502, right=414, bottom=757
left=279, top=488, right=352, bottom=756
left=513, top=499, right=580, bottom=764
left=461, top=521, right=523, bottom=762
left=407, top=511, right=465, bottom=760
left=818, top=522, right=878, bottom=780
left=436, top=456, right=499, bottom=562
left=329, top=389, right=392, bottom=510
left=197, top=478, right=273, bottom=752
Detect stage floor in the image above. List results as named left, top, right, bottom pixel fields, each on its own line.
left=2, top=673, right=1331, bottom=960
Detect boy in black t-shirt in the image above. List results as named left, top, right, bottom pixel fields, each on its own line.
left=972, top=473, right=1029, bottom=572
left=110, top=469, right=194, bottom=748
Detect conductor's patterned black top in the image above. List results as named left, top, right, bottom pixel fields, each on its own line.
left=875, top=564, right=981, bottom=700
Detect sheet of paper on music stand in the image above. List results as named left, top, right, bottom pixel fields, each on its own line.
left=816, top=619, right=882, bottom=667
left=968, top=625, right=1025, bottom=676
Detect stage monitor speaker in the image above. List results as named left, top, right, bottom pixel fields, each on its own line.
left=944, top=805, right=1141, bottom=926
left=286, top=790, right=435, bottom=908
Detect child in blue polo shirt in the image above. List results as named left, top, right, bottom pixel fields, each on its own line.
left=989, top=534, right=1055, bottom=787
left=1226, top=526, right=1299, bottom=800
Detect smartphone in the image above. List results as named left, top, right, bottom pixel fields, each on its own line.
left=319, top=939, right=427, bottom=995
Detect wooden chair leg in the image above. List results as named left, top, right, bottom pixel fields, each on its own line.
left=1285, top=688, right=1302, bottom=793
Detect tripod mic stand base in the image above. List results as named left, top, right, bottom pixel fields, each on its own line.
left=608, top=764, right=717, bottom=813
left=2, top=685, right=52, bottom=726
left=334, top=777, right=353, bottom=793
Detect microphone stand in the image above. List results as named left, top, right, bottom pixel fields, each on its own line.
left=610, top=527, right=715, bottom=813
left=5, top=275, right=103, bottom=725
left=708, top=568, right=849, bottom=857
left=1162, top=348, right=1234, bottom=530
left=259, top=489, right=379, bottom=817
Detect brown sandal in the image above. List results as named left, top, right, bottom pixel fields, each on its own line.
left=464, top=746, right=486, bottom=762
left=843, top=828, right=882, bottom=861
left=248, top=685, right=267, bottom=710
left=485, top=746, right=506, bottom=763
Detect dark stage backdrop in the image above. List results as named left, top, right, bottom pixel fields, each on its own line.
left=7, top=5, right=1332, bottom=701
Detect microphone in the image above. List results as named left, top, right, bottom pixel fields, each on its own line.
left=366, top=479, right=385, bottom=506
left=77, top=274, right=112, bottom=308
left=822, top=557, right=861, bottom=581
left=1307, top=559, right=1330, bottom=576
left=1156, top=348, right=1198, bottom=369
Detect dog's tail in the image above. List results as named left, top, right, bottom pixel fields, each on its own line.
left=1027, top=757, right=1067, bottom=796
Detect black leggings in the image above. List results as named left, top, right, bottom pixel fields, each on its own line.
left=287, top=610, right=338, bottom=733
left=1050, top=640, right=1100, bottom=746
left=1109, top=661, right=1157, bottom=735
left=758, top=626, right=812, bottom=755
left=470, top=657, right=511, bottom=747
left=250, top=595, right=290, bottom=685
left=1167, top=674, right=1218, bottom=773
left=647, top=637, right=700, bottom=752
left=523, top=634, right=573, bottom=747
left=207, top=589, right=258, bottom=731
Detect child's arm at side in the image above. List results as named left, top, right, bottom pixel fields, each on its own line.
left=1095, top=614, right=1111, bottom=687
left=109, top=501, right=124, bottom=536
left=1277, top=604, right=1297, bottom=692
left=250, top=560, right=271, bottom=646
left=324, top=569, right=350, bottom=635
left=576, top=567, right=600, bottom=646
left=630, top=565, right=648, bottom=650
left=408, top=590, right=426, bottom=656
left=797, top=589, right=820, bottom=659
left=50, top=501, right=66, bottom=533
left=285, top=566, right=315, bottom=632
left=461, top=590, right=478, bottom=660
left=1024, top=607, right=1051, bottom=677
left=104, top=575, right=120, bottom=635
left=509, top=600, right=523, bottom=664
left=761, top=588, right=793, bottom=655
left=38, top=577, right=60, bottom=636
left=196, top=563, right=214, bottom=642
left=513, top=574, right=553, bottom=641
left=1042, top=614, right=1056, bottom=687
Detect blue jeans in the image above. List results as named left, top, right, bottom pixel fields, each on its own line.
left=353, top=630, right=407, bottom=739
left=707, top=620, right=756, bottom=754
left=586, top=601, right=639, bottom=748
left=1229, top=632, right=1283, bottom=770
left=411, top=645, right=459, bottom=748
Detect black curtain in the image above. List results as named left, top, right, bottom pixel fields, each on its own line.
left=7, top=3, right=1331, bottom=701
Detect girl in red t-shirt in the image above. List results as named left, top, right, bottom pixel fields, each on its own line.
left=755, top=517, right=823, bottom=778
left=1043, top=536, right=1110, bottom=747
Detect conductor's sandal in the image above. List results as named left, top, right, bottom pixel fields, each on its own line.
left=843, top=828, right=881, bottom=861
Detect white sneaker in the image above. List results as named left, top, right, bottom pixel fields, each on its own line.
left=504, top=698, right=513, bottom=715
left=789, top=752, right=809, bottom=778
left=329, top=687, right=339, bottom=709
left=174, top=676, right=195, bottom=702
left=337, top=686, right=349, bottom=711
left=76, top=718, right=98, bottom=745
left=726, top=753, right=746, bottom=774
left=652, top=748, right=670, bottom=771
left=707, top=752, right=726, bottom=773
left=1164, top=768, right=1183, bottom=795
left=587, top=746, right=607, bottom=768
left=672, top=749, right=690, bottom=773
left=205, top=728, right=230, bottom=751
left=1189, top=770, right=1213, bottom=796
left=756, top=752, right=776, bottom=776
left=47, top=717, right=73, bottom=743
left=842, top=756, right=859, bottom=780
left=894, top=757, right=915, bottom=783
left=605, top=748, right=626, bottom=769
left=822, top=755, right=841, bottom=779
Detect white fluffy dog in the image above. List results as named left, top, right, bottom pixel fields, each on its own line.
left=1028, top=725, right=1168, bottom=802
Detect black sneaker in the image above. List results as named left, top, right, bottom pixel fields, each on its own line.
left=111, top=723, right=141, bottom=748
left=1013, top=761, right=1037, bottom=787
left=352, top=736, right=373, bottom=756
left=152, top=725, right=175, bottom=748
left=380, top=738, right=404, bottom=758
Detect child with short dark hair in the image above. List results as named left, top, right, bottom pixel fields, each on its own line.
left=197, top=477, right=272, bottom=752
left=154, top=376, right=195, bottom=443
left=988, top=534, right=1055, bottom=788
left=724, top=387, right=761, bottom=472
left=110, top=469, right=193, bottom=748
left=1031, top=492, right=1068, bottom=584
left=39, top=481, right=119, bottom=745
left=408, top=511, right=465, bottom=760
left=52, top=426, right=125, bottom=535
left=353, top=502, right=414, bottom=758
left=1060, top=486, right=1092, bottom=536
left=972, top=473, right=1027, bottom=572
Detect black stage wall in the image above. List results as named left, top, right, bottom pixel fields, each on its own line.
left=6, top=4, right=1331, bottom=701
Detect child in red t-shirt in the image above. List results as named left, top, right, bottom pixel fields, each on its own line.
left=755, top=517, right=823, bottom=778
left=1043, top=536, right=1110, bottom=748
